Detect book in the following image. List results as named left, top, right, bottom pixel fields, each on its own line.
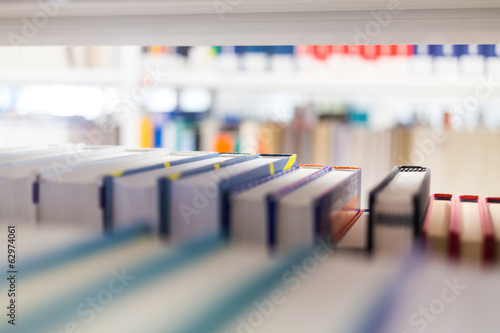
left=368, top=166, right=430, bottom=254
left=485, top=197, right=500, bottom=261
left=422, top=193, right=453, bottom=256
left=229, top=165, right=329, bottom=247
left=449, top=195, right=495, bottom=264
left=0, top=146, right=126, bottom=224
left=268, top=166, right=361, bottom=252
left=108, top=153, right=252, bottom=233
left=38, top=150, right=216, bottom=231
left=162, top=154, right=296, bottom=243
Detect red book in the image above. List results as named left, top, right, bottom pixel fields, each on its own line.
left=479, top=197, right=497, bottom=263
left=313, top=45, right=332, bottom=61
left=379, top=45, right=396, bottom=56
left=296, top=45, right=315, bottom=56
left=379, top=45, right=414, bottom=57
left=331, top=45, right=344, bottom=55
left=344, top=45, right=361, bottom=56
left=395, top=44, right=414, bottom=56
left=360, top=45, right=380, bottom=60
left=450, top=195, right=494, bottom=264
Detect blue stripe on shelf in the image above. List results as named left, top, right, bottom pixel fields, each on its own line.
left=9, top=235, right=223, bottom=333
left=0, top=225, right=150, bottom=284
left=351, top=251, right=425, bottom=333
left=168, top=244, right=316, bottom=333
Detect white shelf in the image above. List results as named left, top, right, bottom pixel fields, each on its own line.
left=0, top=68, right=124, bottom=85
left=1, top=0, right=500, bottom=45
left=156, top=71, right=500, bottom=97
left=2, top=65, right=499, bottom=99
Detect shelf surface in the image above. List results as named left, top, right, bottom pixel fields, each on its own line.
left=1, top=0, right=500, bottom=45
left=0, top=68, right=124, bottom=85
left=151, top=70, right=500, bottom=98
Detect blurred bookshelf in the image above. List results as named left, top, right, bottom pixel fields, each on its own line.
left=1, top=44, right=500, bottom=203
left=0, top=3, right=500, bottom=332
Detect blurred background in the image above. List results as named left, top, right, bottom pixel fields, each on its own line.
left=1, top=44, right=500, bottom=204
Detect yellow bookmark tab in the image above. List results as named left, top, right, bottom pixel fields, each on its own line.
left=168, top=173, right=181, bottom=181
left=284, top=154, right=297, bottom=170
left=111, top=170, right=124, bottom=178
left=214, top=164, right=220, bottom=170
left=269, top=163, right=275, bottom=175
left=164, top=162, right=171, bottom=168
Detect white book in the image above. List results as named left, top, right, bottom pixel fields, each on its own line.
left=0, top=146, right=126, bottom=224
left=274, top=167, right=361, bottom=252
left=369, top=166, right=430, bottom=254
left=230, top=165, right=327, bottom=247
left=111, top=153, right=250, bottom=233
left=167, top=154, right=296, bottom=243
left=422, top=194, right=452, bottom=256
left=38, top=150, right=215, bottom=232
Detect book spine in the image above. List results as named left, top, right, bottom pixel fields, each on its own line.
left=266, top=166, right=332, bottom=249
left=367, top=166, right=400, bottom=252
left=267, top=196, right=278, bottom=248
left=158, top=177, right=172, bottom=236
left=413, top=168, right=431, bottom=238
left=316, top=167, right=361, bottom=243
left=103, top=175, right=114, bottom=232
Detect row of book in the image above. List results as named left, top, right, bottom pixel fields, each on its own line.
left=143, top=44, right=499, bottom=75
left=0, top=145, right=365, bottom=252
left=423, top=194, right=500, bottom=264
left=140, top=44, right=500, bottom=75
left=2, top=144, right=500, bottom=262
left=0, top=144, right=413, bottom=255
left=143, top=44, right=500, bottom=62
left=370, top=166, right=500, bottom=265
